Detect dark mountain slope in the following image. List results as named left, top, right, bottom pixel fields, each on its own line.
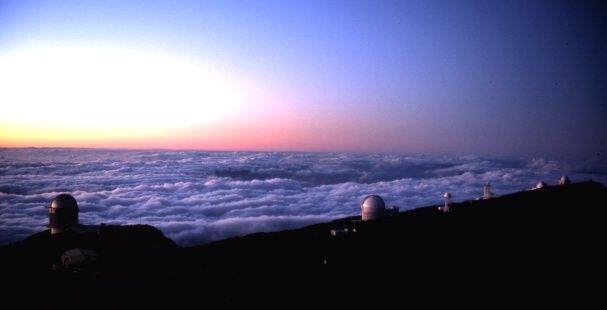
left=1, top=181, right=604, bottom=308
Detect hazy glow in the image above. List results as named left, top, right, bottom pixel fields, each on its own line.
left=0, top=46, right=257, bottom=146
left=0, top=1, right=605, bottom=155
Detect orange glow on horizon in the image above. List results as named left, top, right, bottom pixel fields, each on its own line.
left=0, top=44, right=307, bottom=151
left=0, top=45, right=413, bottom=154
left=0, top=115, right=391, bottom=153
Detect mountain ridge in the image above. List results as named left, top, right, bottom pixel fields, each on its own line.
left=2, top=181, right=605, bottom=307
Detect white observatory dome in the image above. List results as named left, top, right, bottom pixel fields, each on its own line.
left=559, top=175, right=571, bottom=185
left=535, top=181, right=547, bottom=189
left=361, top=195, right=386, bottom=221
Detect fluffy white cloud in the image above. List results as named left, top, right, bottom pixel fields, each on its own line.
left=1, top=149, right=605, bottom=246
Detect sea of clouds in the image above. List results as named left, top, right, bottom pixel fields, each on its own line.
left=1, top=148, right=606, bottom=246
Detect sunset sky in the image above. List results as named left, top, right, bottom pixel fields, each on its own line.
left=1, top=0, right=605, bottom=157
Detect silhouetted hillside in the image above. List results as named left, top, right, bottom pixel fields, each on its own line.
left=2, top=181, right=605, bottom=308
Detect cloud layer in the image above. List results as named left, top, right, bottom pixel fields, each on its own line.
left=1, top=149, right=606, bottom=246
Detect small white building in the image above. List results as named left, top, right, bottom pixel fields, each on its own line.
left=558, top=175, right=571, bottom=185
left=533, top=181, right=547, bottom=190
left=385, top=205, right=399, bottom=216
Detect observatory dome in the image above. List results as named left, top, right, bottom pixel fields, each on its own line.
left=50, top=194, right=79, bottom=210
left=48, top=193, right=79, bottom=234
left=534, top=181, right=547, bottom=189
left=361, top=195, right=386, bottom=221
left=559, top=175, right=571, bottom=185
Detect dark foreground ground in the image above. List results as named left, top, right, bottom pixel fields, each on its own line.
left=1, top=181, right=605, bottom=308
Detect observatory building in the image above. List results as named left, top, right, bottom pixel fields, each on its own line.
left=48, top=193, right=79, bottom=234
left=559, top=175, right=571, bottom=185
left=533, top=181, right=547, bottom=190
left=361, top=195, right=385, bottom=221
left=438, top=192, right=452, bottom=212
left=361, top=195, right=398, bottom=221
left=483, top=182, right=493, bottom=199
left=61, top=248, right=99, bottom=271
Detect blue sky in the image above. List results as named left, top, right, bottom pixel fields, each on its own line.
left=0, top=0, right=605, bottom=157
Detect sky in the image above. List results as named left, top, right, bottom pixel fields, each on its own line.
left=0, top=0, right=605, bottom=157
